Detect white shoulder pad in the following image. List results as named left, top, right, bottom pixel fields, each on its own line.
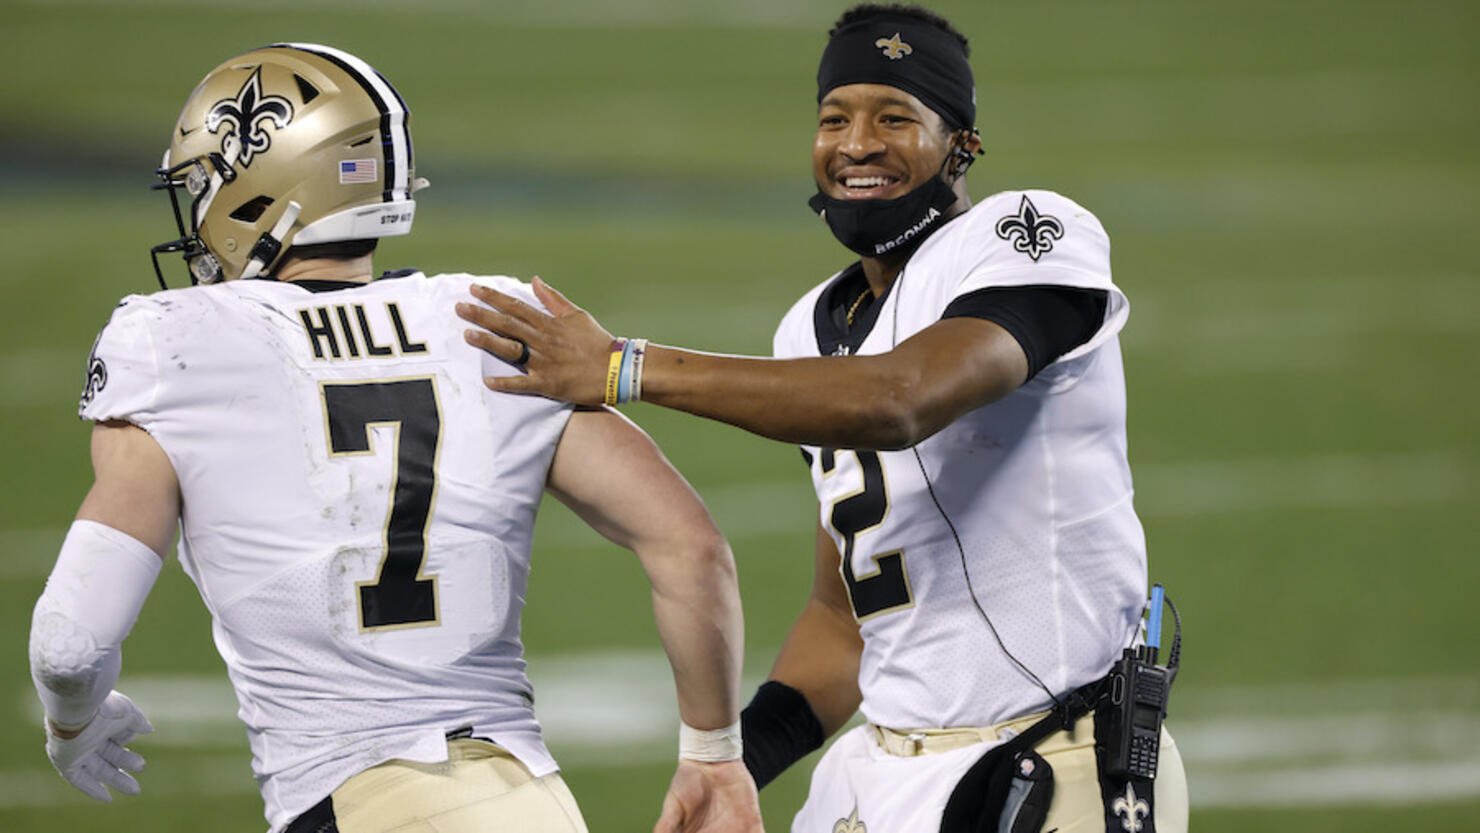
left=932, top=190, right=1129, bottom=362
left=468, top=274, right=547, bottom=313
left=950, top=189, right=1113, bottom=293
left=439, top=273, right=566, bottom=381
left=78, top=296, right=163, bottom=426
left=434, top=273, right=554, bottom=317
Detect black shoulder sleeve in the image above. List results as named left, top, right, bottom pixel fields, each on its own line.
left=941, top=285, right=1108, bottom=379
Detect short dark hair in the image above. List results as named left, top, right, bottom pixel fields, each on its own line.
left=830, top=4, right=970, bottom=57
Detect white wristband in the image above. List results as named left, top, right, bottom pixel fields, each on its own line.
left=679, top=720, right=743, bottom=762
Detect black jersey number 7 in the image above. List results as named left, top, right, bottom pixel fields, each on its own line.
left=822, top=448, right=914, bottom=621
left=322, top=378, right=442, bottom=630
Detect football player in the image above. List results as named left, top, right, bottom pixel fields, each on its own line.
left=28, top=44, right=762, bottom=833
left=455, top=4, right=1189, bottom=832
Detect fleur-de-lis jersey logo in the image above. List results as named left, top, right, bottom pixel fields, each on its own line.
left=1111, top=782, right=1150, bottom=833
left=206, top=67, right=294, bottom=169
left=995, top=195, right=1065, bottom=262
left=874, top=33, right=913, bottom=60
left=79, top=335, right=107, bottom=409
left=832, top=803, right=867, bottom=833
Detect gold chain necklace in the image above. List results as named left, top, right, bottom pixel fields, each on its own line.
left=845, top=288, right=875, bottom=328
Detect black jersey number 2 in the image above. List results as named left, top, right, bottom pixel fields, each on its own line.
left=322, top=378, right=442, bottom=630
left=822, top=448, right=914, bottom=621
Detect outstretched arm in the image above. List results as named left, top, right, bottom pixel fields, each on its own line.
left=458, top=279, right=1027, bottom=450
left=30, top=420, right=179, bottom=800
left=545, top=408, right=762, bottom=833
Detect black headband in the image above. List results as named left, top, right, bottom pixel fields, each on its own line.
left=816, top=13, right=975, bottom=130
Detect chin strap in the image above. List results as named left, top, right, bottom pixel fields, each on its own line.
left=239, top=200, right=302, bottom=280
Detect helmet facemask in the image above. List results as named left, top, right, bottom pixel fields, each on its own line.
left=151, top=154, right=234, bottom=288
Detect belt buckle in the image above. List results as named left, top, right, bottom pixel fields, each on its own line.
left=906, top=732, right=927, bottom=756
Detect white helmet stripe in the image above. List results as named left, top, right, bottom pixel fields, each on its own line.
left=272, top=42, right=411, bottom=203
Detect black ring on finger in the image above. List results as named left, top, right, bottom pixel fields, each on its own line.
left=511, top=339, right=531, bottom=367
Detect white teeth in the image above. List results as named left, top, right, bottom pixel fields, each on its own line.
left=845, top=176, right=890, bottom=188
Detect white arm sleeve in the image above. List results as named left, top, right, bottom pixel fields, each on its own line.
left=29, top=521, right=162, bottom=729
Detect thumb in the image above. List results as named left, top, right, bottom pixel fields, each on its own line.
left=531, top=277, right=578, bottom=317
left=111, top=693, right=153, bottom=735
left=653, top=793, right=684, bottom=833
left=126, top=705, right=154, bottom=736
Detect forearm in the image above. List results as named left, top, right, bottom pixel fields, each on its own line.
left=546, top=408, right=745, bottom=727
left=641, top=345, right=930, bottom=450
left=30, top=521, right=162, bottom=730
left=740, top=581, right=862, bottom=788
left=33, top=637, right=121, bottom=733
left=766, top=597, right=863, bottom=735
left=645, top=539, right=746, bottom=730
left=461, top=283, right=1026, bottom=447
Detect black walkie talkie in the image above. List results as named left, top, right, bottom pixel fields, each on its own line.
left=1101, top=647, right=1169, bottom=778
left=1101, top=585, right=1180, bottom=779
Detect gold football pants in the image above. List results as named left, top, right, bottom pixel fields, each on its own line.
left=327, top=739, right=589, bottom=833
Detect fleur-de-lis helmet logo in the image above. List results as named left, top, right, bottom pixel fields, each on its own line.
left=1111, top=782, right=1151, bottom=833
left=874, top=33, right=913, bottom=60
left=206, top=67, right=294, bottom=169
left=995, top=195, right=1065, bottom=262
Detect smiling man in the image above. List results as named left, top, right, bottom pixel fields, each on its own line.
left=456, top=4, right=1188, bottom=832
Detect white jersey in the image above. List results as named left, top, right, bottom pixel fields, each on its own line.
left=774, top=190, right=1147, bottom=731
left=79, top=272, right=573, bottom=832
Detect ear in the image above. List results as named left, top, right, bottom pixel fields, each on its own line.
left=947, top=129, right=984, bottom=179
left=961, top=128, right=984, bottom=156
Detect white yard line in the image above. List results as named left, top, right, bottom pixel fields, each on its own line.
left=12, top=661, right=1480, bottom=808
left=664, top=449, right=1475, bottom=537
left=2, top=449, right=1468, bottom=581
left=0, top=755, right=251, bottom=808
left=1192, top=761, right=1480, bottom=809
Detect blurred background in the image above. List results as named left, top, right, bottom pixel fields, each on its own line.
left=2, top=0, right=1477, bottom=830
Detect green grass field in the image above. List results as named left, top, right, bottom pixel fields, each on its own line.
left=2, top=1, right=1477, bottom=830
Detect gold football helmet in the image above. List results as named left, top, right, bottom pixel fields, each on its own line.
left=151, top=43, right=425, bottom=288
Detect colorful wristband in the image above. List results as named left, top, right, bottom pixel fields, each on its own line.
left=615, top=338, right=637, bottom=403
left=604, top=339, right=627, bottom=407
left=629, top=339, right=648, bottom=402
left=607, top=338, right=649, bottom=406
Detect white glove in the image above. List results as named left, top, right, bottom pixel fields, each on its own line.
left=44, top=690, right=153, bottom=802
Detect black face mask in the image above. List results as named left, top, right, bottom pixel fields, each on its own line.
left=808, top=172, right=960, bottom=259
